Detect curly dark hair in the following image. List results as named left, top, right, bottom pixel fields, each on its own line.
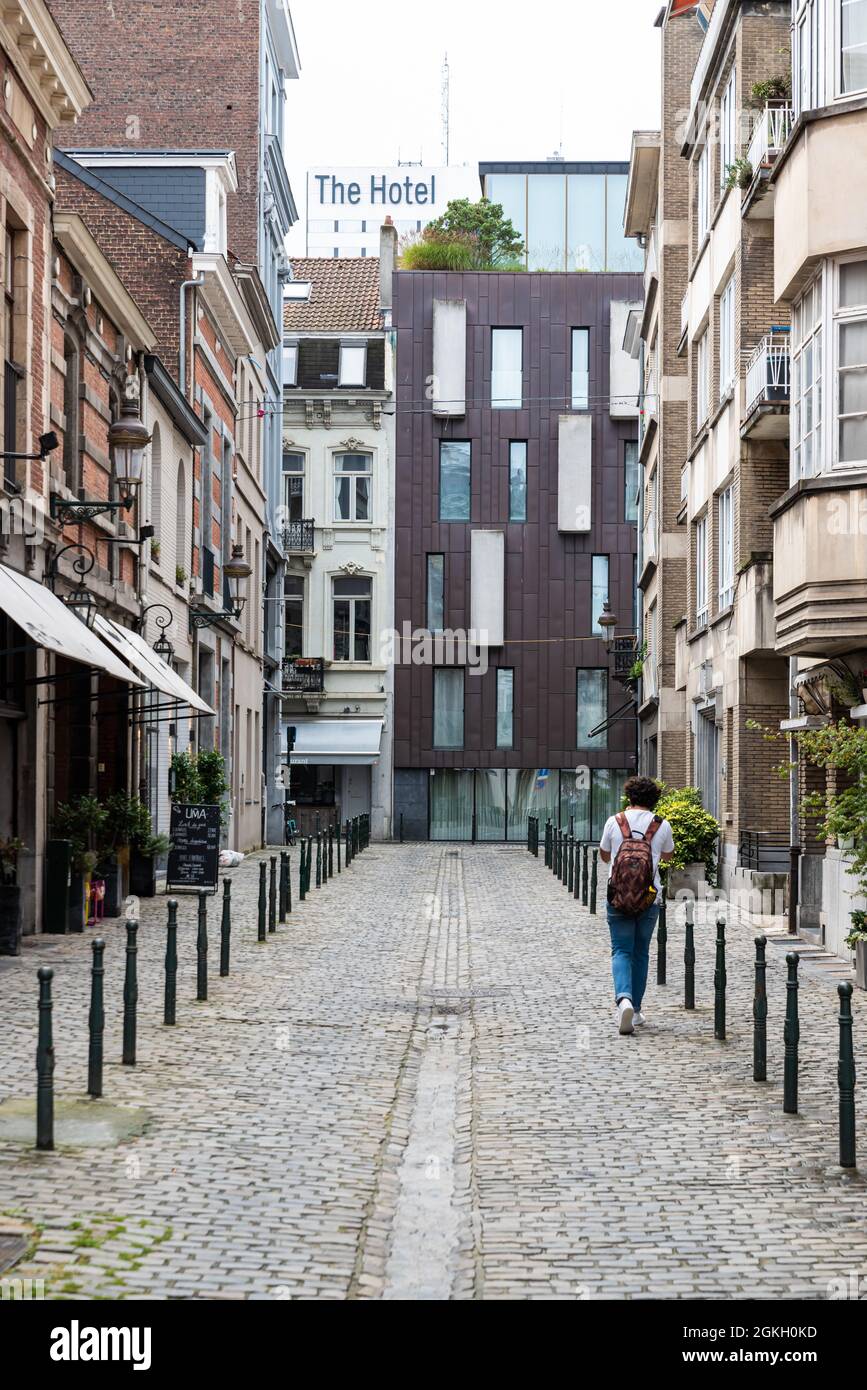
left=624, top=776, right=662, bottom=810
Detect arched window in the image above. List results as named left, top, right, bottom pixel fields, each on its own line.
left=149, top=421, right=162, bottom=561
left=62, top=334, right=80, bottom=492
left=175, top=458, right=187, bottom=584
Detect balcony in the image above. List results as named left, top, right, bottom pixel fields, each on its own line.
left=282, top=656, right=325, bottom=695
left=772, top=477, right=867, bottom=657
left=743, top=105, right=793, bottom=221
left=742, top=331, right=790, bottom=439
left=283, top=519, right=315, bottom=556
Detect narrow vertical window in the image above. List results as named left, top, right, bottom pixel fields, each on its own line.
left=591, top=555, right=609, bottom=634
left=697, top=145, right=710, bottom=242
left=427, top=554, right=444, bottom=632
left=696, top=331, right=709, bottom=426
left=496, top=669, right=514, bottom=749
left=333, top=576, right=372, bottom=662
left=695, top=516, right=708, bottom=628
left=719, top=277, right=736, bottom=397
left=624, top=440, right=639, bottom=522
left=509, top=441, right=527, bottom=521
left=284, top=576, right=304, bottom=659
left=718, top=486, right=734, bottom=609
left=334, top=451, right=371, bottom=522
left=433, top=668, right=464, bottom=749
left=439, top=441, right=471, bottom=521
left=577, top=670, right=608, bottom=749
left=491, top=328, right=522, bottom=408
left=338, top=341, right=367, bottom=387
left=719, top=69, right=737, bottom=191
left=571, top=328, right=590, bottom=409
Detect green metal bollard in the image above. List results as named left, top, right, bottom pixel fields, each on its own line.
left=568, top=836, right=574, bottom=893
left=87, top=938, right=105, bottom=1099
left=573, top=842, right=581, bottom=899
left=122, top=920, right=138, bottom=1065
left=589, top=850, right=598, bottom=916
left=582, top=843, right=589, bottom=906
left=287, top=852, right=293, bottom=915
left=316, top=833, right=322, bottom=889
left=299, top=842, right=306, bottom=902
left=783, top=952, right=800, bottom=1115
left=714, top=916, right=727, bottom=1041
left=220, top=880, right=232, bottom=977
left=337, top=825, right=342, bottom=873
left=328, top=827, right=334, bottom=878
left=345, top=819, right=352, bottom=867
left=838, top=981, right=856, bottom=1169
left=279, top=852, right=288, bottom=923
left=269, top=856, right=278, bottom=931
left=322, top=833, right=329, bottom=886
left=36, top=966, right=54, bottom=1151
left=196, top=893, right=208, bottom=1001
left=684, top=901, right=696, bottom=1011
left=164, top=899, right=178, bottom=1026
left=657, top=887, right=667, bottom=986
left=753, top=935, right=767, bottom=1082
left=258, top=862, right=267, bottom=943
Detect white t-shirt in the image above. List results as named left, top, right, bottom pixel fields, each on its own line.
left=599, top=808, right=675, bottom=893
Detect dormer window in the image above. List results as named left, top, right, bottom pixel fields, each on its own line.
left=338, top=341, right=367, bottom=387
left=283, top=339, right=298, bottom=387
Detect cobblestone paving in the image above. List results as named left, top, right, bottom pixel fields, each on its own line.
left=1, top=843, right=867, bottom=1301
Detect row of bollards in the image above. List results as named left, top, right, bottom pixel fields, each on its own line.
left=36, top=819, right=376, bottom=1150
left=527, top=814, right=859, bottom=1171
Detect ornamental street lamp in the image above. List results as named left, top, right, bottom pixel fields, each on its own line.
left=50, top=385, right=152, bottom=525
left=598, top=602, right=617, bottom=653
left=48, top=543, right=98, bottom=630
left=189, top=544, right=253, bottom=632
left=139, top=603, right=175, bottom=663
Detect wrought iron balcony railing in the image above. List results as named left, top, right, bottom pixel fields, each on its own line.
left=739, top=830, right=791, bottom=874
left=282, top=656, right=325, bottom=694
left=745, top=331, right=790, bottom=417
left=283, top=519, right=315, bottom=555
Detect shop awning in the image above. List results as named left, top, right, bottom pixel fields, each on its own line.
left=93, top=614, right=214, bottom=714
left=0, top=563, right=145, bottom=686
left=288, top=719, right=384, bottom=767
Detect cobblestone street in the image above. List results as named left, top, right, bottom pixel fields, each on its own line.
left=2, top=842, right=867, bottom=1301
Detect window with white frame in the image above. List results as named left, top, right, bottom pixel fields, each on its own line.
left=794, top=0, right=825, bottom=114
left=718, top=485, right=735, bottom=609
left=333, top=451, right=371, bottom=521
left=696, top=330, right=709, bottom=426
left=283, top=339, right=298, bottom=387
left=719, top=68, right=737, bottom=192
left=571, top=328, right=590, bottom=409
left=491, top=328, right=523, bottom=409
left=836, top=256, right=867, bottom=467
left=338, top=341, right=367, bottom=387
left=719, top=276, right=736, bottom=397
left=695, top=515, right=708, bottom=628
left=697, top=144, right=710, bottom=243
left=792, top=273, right=824, bottom=479
left=841, top=0, right=867, bottom=96
left=333, top=576, right=372, bottom=662
left=282, top=450, right=305, bottom=523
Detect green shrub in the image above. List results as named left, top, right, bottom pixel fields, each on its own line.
left=170, top=748, right=229, bottom=825
left=400, top=230, right=478, bottom=271
left=655, top=785, right=720, bottom=881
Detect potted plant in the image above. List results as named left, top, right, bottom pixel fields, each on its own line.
left=150, top=539, right=161, bottom=566
left=53, top=796, right=108, bottom=932
left=725, top=157, right=754, bottom=192
left=96, top=793, right=154, bottom=914
left=654, top=785, right=720, bottom=895
left=0, top=837, right=25, bottom=956
left=176, top=564, right=187, bottom=588
left=130, top=832, right=171, bottom=898
left=750, top=74, right=792, bottom=108
left=846, top=911, right=867, bottom=990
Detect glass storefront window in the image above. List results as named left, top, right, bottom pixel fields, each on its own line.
left=528, top=173, right=566, bottom=271
left=506, top=769, right=559, bottom=841
left=430, top=769, right=473, bottom=840
left=475, top=769, right=507, bottom=841
left=559, top=768, right=591, bottom=841
left=592, top=769, right=629, bottom=840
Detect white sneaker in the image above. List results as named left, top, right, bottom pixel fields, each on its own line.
left=617, top=999, right=634, bottom=1034
left=633, top=1011, right=646, bottom=1026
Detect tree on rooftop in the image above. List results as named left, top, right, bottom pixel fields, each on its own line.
left=400, top=198, right=526, bottom=271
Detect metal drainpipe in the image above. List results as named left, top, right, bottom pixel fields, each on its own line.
left=789, top=655, right=800, bottom=935
left=178, top=274, right=205, bottom=401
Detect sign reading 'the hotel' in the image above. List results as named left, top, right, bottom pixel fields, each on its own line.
left=313, top=172, right=440, bottom=207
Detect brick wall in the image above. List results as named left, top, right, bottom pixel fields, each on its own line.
left=49, top=0, right=263, bottom=263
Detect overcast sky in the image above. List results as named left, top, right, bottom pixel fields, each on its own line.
left=284, top=0, right=663, bottom=252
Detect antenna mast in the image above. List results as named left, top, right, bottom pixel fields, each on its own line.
left=441, top=52, right=450, bottom=165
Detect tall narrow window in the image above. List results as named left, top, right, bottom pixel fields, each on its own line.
left=696, top=331, right=709, bottom=426
left=333, top=576, right=372, bottom=662
left=624, top=440, right=639, bottom=522
left=62, top=335, right=80, bottom=492
left=577, top=670, right=608, bottom=749
left=283, top=339, right=298, bottom=387
left=284, top=576, right=304, bottom=659
left=719, top=69, right=737, bottom=192
left=150, top=421, right=162, bottom=557
left=496, top=669, right=514, bottom=749
left=282, top=451, right=305, bottom=524
left=175, top=459, right=187, bottom=582
left=837, top=258, right=867, bottom=467
left=718, top=485, right=735, bottom=609
left=571, top=328, right=590, bottom=409
left=433, top=668, right=464, bottom=749
left=695, top=516, right=708, bottom=628
left=3, top=226, right=21, bottom=491
left=334, top=451, right=371, bottom=522
left=842, top=0, right=867, bottom=95
left=591, top=555, right=609, bottom=634
left=509, top=441, right=527, bottom=521
left=719, top=277, right=736, bottom=397
left=491, top=328, right=522, bottom=408
left=338, top=341, right=367, bottom=387
left=793, top=274, right=823, bottom=478
left=427, top=554, right=444, bottom=632
left=439, top=441, right=471, bottom=521
left=697, top=144, right=710, bottom=242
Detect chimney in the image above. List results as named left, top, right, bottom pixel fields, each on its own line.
left=379, top=216, right=399, bottom=316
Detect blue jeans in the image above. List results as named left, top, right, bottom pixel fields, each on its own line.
left=607, top=903, right=660, bottom=1011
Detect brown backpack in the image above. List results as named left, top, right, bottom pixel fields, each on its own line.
left=607, top=812, right=662, bottom=915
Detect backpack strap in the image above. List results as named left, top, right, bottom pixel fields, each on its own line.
left=615, top=812, right=632, bottom=840
left=643, top=816, right=663, bottom=844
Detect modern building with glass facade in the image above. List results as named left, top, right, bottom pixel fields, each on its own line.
left=480, top=161, right=645, bottom=273
left=392, top=261, right=643, bottom=842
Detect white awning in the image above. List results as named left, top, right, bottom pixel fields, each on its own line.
left=0, top=563, right=145, bottom=686
left=93, top=614, right=214, bottom=714
left=288, top=719, right=384, bottom=767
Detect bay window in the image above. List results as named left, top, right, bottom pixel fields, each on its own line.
left=792, top=274, right=824, bottom=478
left=837, top=257, right=867, bottom=466
left=841, top=0, right=867, bottom=95
left=794, top=0, right=867, bottom=114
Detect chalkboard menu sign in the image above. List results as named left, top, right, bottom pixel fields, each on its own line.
left=166, top=804, right=220, bottom=892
